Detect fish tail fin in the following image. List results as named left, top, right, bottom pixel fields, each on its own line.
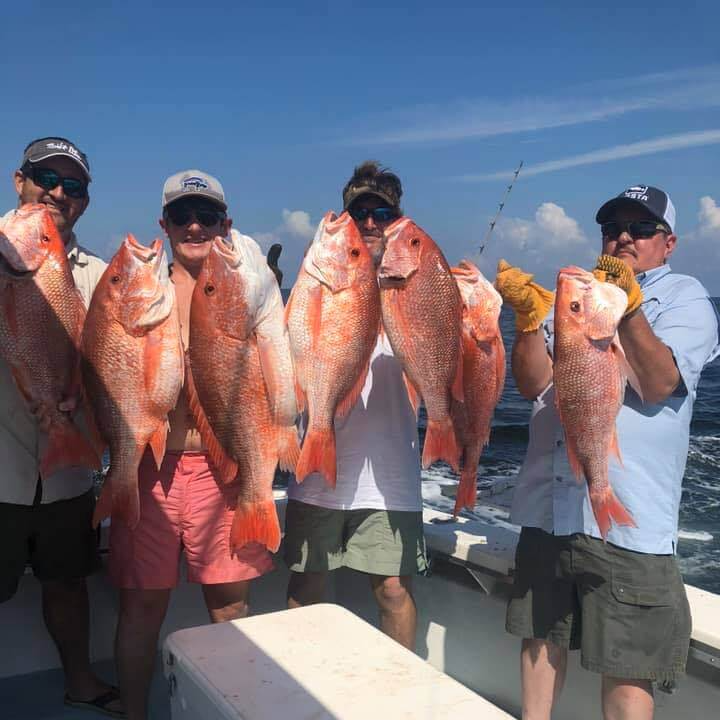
left=92, top=469, right=141, bottom=530
left=453, top=466, right=478, bottom=515
left=295, top=428, right=336, bottom=487
left=591, top=488, right=636, bottom=540
left=230, top=499, right=281, bottom=554
left=422, top=419, right=460, bottom=472
left=41, top=420, right=102, bottom=480
left=278, top=426, right=301, bottom=472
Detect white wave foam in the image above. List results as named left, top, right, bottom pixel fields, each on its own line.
left=678, top=529, right=714, bottom=542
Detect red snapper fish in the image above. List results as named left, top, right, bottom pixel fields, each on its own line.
left=286, top=211, right=381, bottom=487
left=83, top=235, right=183, bottom=528
left=188, top=238, right=299, bottom=553
left=451, top=260, right=505, bottom=514
left=553, top=266, right=639, bottom=538
left=379, top=217, right=463, bottom=472
left=0, top=204, right=100, bottom=478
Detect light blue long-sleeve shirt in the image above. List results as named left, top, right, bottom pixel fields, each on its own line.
left=510, top=265, right=719, bottom=554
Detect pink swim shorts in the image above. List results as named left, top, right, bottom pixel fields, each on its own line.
left=109, top=451, right=274, bottom=589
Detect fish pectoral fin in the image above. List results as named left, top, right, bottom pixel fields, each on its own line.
left=336, top=361, right=370, bottom=419
left=184, top=365, right=238, bottom=484
left=611, top=337, right=644, bottom=403
left=402, top=372, right=421, bottom=418
left=306, top=284, right=324, bottom=353
left=451, top=340, right=464, bottom=404
left=147, top=422, right=168, bottom=471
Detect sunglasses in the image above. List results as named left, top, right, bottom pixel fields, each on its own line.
left=27, top=167, right=88, bottom=199
left=349, top=207, right=398, bottom=223
left=601, top=220, right=669, bottom=240
left=166, top=205, right=226, bottom=227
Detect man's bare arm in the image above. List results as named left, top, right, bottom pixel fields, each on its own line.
left=512, top=329, right=553, bottom=401
left=618, top=310, right=680, bottom=405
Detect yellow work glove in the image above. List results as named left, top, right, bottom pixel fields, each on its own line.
left=495, top=259, right=555, bottom=333
left=592, top=255, right=644, bottom=316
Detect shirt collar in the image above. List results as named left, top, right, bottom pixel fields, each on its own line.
left=65, top=233, right=89, bottom=266
left=636, top=264, right=671, bottom=289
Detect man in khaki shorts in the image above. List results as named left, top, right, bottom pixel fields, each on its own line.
left=0, top=137, right=124, bottom=717
left=284, top=161, right=427, bottom=651
left=496, top=185, right=719, bottom=719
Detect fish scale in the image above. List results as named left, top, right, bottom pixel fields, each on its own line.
left=553, top=266, right=636, bottom=539
left=0, top=204, right=100, bottom=479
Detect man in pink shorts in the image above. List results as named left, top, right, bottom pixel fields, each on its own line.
left=110, top=170, right=277, bottom=720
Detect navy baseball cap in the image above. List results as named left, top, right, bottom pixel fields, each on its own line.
left=596, top=185, right=676, bottom=233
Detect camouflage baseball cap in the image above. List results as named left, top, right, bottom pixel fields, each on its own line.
left=342, top=161, right=402, bottom=211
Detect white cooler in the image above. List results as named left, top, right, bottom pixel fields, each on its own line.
left=163, top=603, right=512, bottom=719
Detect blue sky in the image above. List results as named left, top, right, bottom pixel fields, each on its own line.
left=2, top=1, right=719, bottom=292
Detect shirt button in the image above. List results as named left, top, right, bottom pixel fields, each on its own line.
left=555, top=476, right=562, bottom=483
left=556, top=439, right=563, bottom=447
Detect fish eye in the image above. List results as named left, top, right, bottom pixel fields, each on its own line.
left=350, top=248, right=360, bottom=258
left=110, top=275, right=121, bottom=284
left=41, top=235, right=50, bottom=244
left=205, top=283, right=215, bottom=295
left=570, top=301, right=581, bottom=312
left=410, top=238, right=420, bottom=247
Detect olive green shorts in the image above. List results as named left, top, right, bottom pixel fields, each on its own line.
left=283, top=500, right=428, bottom=576
left=506, top=527, right=692, bottom=684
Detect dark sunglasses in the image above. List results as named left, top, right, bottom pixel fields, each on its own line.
left=349, top=207, right=398, bottom=223
left=166, top=205, right=226, bottom=228
left=27, top=167, right=88, bottom=199
left=601, top=220, right=669, bottom=240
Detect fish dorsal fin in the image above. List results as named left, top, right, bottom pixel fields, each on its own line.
left=184, top=358, right=238, bottom=484
left=611, top=335, right=644, bottom=402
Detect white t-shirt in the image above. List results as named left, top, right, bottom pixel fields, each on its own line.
left=288, top=333, right=422, bottom=511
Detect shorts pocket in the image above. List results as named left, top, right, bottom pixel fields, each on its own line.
left=611, top=578, right=673, bottom=607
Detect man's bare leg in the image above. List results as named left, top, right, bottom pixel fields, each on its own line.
left=202, top=581, right=251, bottom=623
left=287, top=571, right=327, bottom=608
left=369, top=575, right=416, bottom=651
left=42, top=578, right=123, bottom=713
left=115, top=588, right=171, bottom=720
left=601, top=676, right=654, bottom=720
left=520, top=638, right=568, bottom=720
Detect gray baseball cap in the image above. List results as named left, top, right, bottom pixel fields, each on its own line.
left=21, top=136, right=91, bottom=180
left=162, top=169, right=227, bottom=210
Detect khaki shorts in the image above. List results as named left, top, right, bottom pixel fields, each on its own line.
left=283, top=500, right=427, bottom=576
left=506, top=527, right=692, bottom=685
left=0, top=487, right=100, bottom=602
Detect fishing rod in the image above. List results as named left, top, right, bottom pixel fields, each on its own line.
left=477, top=160, right=523, bottom=256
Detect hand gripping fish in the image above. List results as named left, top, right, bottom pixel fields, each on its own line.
left=188, top=238, right=299, bottom=553
left=0, top=204, right=100, bottom=478
left=286, top=212, right=381, bottom=487
left=83, top=235, right=184, bottom=528
left=553, top=266, right=641, bottom=538
left=378, top=217, right=464, bottom=472
left=451, top=260, right=506, bottom=514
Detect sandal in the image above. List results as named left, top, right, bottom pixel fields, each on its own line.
left=64, top=686, right=126, bottom=718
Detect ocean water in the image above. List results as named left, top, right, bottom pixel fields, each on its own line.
left=418, top=302, right=720, bottom=595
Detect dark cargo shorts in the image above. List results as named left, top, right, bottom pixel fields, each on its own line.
left=283, top=499, right=428, bottom=576
left=506, top=527, right=692, bottom=684
left=0, top=488, right=100, bottom=603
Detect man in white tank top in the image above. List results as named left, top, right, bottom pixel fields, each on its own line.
left=284, top=161, right=426, bottom=651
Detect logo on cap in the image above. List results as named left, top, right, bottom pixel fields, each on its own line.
left=624, top=185, right=649, bottom=201
left=182, top=176, right=209, bottom=192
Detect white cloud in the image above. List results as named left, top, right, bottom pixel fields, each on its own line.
left=698, top=196, right=720, bottom=237
left=480, top=202, right=595, bottom=288
left=347, top=66, right=720, bottom=145
left=281, top=209, right=314, bottom=239
left=458, top=129, right=720, bottom=182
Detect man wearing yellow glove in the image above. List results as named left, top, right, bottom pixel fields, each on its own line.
left=499, top=185, right=719, bottom=720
